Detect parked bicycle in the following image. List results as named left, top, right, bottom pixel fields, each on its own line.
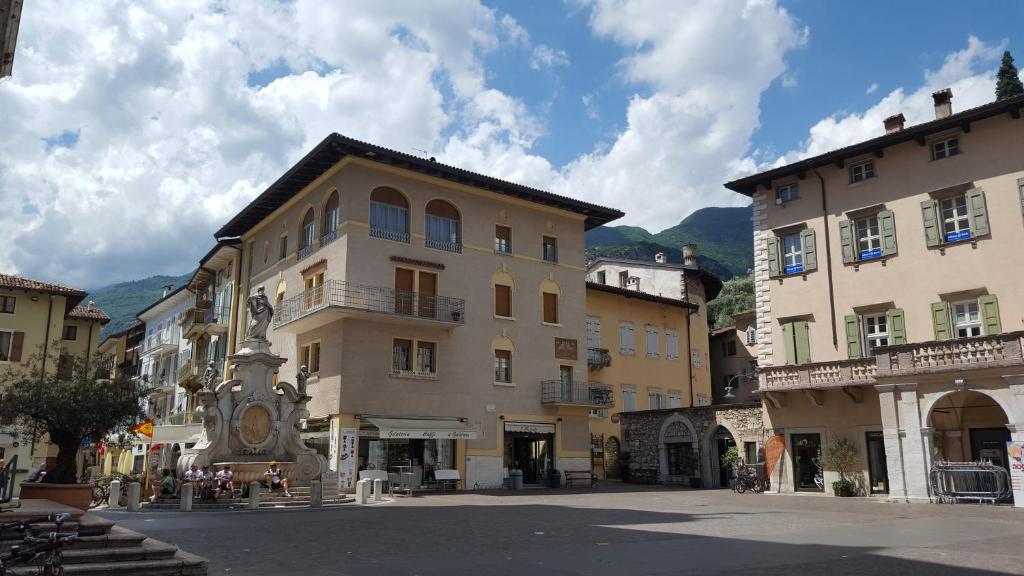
left=732, top=465, right=764, bottom=494
left=90, top=473, right=139, bottom=508
left=0, top=513, right=78, bottom=576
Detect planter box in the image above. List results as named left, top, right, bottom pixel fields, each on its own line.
left=19, top=482, right=94, bottom=510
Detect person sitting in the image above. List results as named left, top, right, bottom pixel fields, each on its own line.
left=150, top=468, right=176, bottom=502
left=27, top=463, right=47, bottom=483
left=183, top=463, right=201, bottom=492
left=214, top=464, right=235, bottom=499
left=262, top=461, right=292, bottom=497
left=198, top=465, right=214, bottom=497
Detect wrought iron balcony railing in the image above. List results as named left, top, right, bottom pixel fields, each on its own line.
left=141, top=331, right=179, bottom=354
left=587, top=347, right=612, bottom=370
left=320, top=229, right=339, bottom=247
left=369, top=226, right=410, bottom=243
left=541, top=380, right=614, bottom=407
left=425, top=238, right=462, bottom=253
left=297, top=243, right=316, bottom=260
left=273, top=279, right=466, bottom=328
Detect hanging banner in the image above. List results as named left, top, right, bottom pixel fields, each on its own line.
left=764, top=434, right=785, bottom=482
left=1007, top=441, right=1024, bottom=507
left=328, top=418, right=339, bottom=473
left=339, top=428, right=357, bottom=489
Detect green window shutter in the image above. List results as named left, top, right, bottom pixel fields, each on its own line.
left=800, top=228, right=817, bottom=272
left=844, top=315, right=862, bottom=359
left=838, top=220, right=855, bottom=264
left=767, top=236, right=781, bottom=278
left=921, top=199, right=940, bottom=247
left=878, top=209, right=897, bottom=257
left=783, top=322, right=796, bottom=365
left=966, top=189, right=990, bottom=237
left=794, top=321, right=811, bottom=364
left=978, top=295, right=1001, bottom=335
left=931, top=301, right=951, bottom=341
left=886, top=308, right=907, bottom=345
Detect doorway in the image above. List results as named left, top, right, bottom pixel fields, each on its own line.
left=865, top=431, right=889, bottom=494
left=605, top=436, right=620, bottom=479
left=714, top=427, right=736, bottom=488
left=505, top=433, right=553, bottom=484
left=971, top=427, right=1011, bottom=472
left=791, top=433, right=822, bottom=492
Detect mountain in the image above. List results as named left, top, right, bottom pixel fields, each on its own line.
left=586, top=206, right=753, bottom=279
left=91, top=273, right=192, bottom=339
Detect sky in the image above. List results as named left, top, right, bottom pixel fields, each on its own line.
left=1, top=0, right=1021, bottom=288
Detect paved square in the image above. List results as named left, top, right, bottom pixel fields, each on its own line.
left=101, top=486, right=1024, bottom=575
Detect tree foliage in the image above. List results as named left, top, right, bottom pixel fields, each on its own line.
left=996, top=51, right=1024, bottom=100
left=708, top=274, right=755, bottom=329
left=0, top=346, right=149, bottom=484
left=819, top=436, right=860, bottom=482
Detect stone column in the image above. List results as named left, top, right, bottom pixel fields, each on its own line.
left=1005, top=376, right=1024, bottom=439
left=108, top=480, right=123, bottom=510
left=920, top=427, right=936, bottom=477
left=373, top=479, right=383, bottom=501
left=179, top=482, right=193, bottom=511
left=310, top=480, right=322, bottom=508
left=943, top=431, right=964, bottom=461
left=248, top=481, right=261, bottom=510
left=895, top=384, right=930, bottom=501
left=127, top=482, right=141, bottom=512
left=876, top=385, right=907, bottom=502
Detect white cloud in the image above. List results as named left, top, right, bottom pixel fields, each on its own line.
left=530, top=45, right=571, bottom=69
left=866, top=82, right=879, bottom=95
left=781, top=72, right=798, bottom=88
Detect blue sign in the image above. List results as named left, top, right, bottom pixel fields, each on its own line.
left=859, top=248, right=881, bottom=260
left=784, top=264, right=804, bottom=275
left=945, top=229, right=971, bottom=242
left=81, top=437, right=91, bottom=449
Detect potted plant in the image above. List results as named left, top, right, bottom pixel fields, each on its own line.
left=0, top=348, right=149, bottom=509
left=719, top=445, right=741, bottom=488
left=819, top=435, right=860, bottom=497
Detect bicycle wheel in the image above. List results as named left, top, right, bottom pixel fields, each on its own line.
left=734, top=478, right=747, bottom=494
left=751, top=478, right=764, bottom=493
left=90, top=487, right=105, bottom=508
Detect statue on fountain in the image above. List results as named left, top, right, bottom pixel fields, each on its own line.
left=245, top=286, right=274, bottom=341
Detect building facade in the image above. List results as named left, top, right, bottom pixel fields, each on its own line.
left=725, top=90, right=1024, bottom=499
left=709, top=309, right=759, bottom=404
left=215, top=134, right=623, bottom=489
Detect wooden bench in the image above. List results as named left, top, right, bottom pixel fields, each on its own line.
left=433, top=469, right=461, bottom=492
left=563, top=470, right=598, bottom=488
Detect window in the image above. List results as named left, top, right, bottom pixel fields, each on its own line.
left=491, top=284, right=511, bottom=318
left=392, top=339, right=412, bottom=372
left=645, top=325, right=659, bottom=357
left=746, top=325, right=757, bottom=345
left=776, top=183, right=799, bottom=203
left=542, top=292, right=558, bottom=324
left=922, top=190, right=988, bottom=247
left=618, top=322, right=635, bottom=355
left=668, top=391, right=682, bottom=409
left=722, top=340, right=737, bottom=357
left=416, top=341, right=436, bottom=374
left=596, top=271, right=606, bottom=284
left=862, top=313, right=889, bottom=355
left=940, top=195, right=971, bottom=242
left=369, top=187, right=410, bottom=243
left=0, top=296, right=14, bottom=314
left=62, top=325, right=77, bottom=341
left=932, top=137, right=960, bottom=160
left=744, top=442, right=758, bottom=464
left=648, top=390, right=665, bottom=410
left=951, top=301, right=982, bottom=338
left=783, top=321, right=811, bottom=365
left=849, top=160, right=875, bottom=183
left=494, top=350, right=511, bottom=383
left=300, top=209, right=316, bottom=255
left=782, top=233, right=803, bottom=273
left=279, top=235, right=288, bottom=261
left=0, top=331, right=16, bottom=362
left=855, top=215, right=881, bottom=259
left=618, top=271, right=629, bottom=288
left=622, top=387, right=637, bottom=412
left=425, top=199, right=461, bottom=253
left=542, top=236, right=557, bottom=263
left=299, top=341, right=321, bottom=374
left=322, top=191, right=340, bottom=245
left=495, top=225, right=512, bottom=254
left=666, top=329, right=679, bottom=359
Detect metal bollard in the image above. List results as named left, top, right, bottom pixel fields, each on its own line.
left=355, top=479, right=369, bottom=504
left=179, top=482, right=193, bottom=511
left=108, top=480, right=123, bottom=510
left=373, top=478, right=383, bottom=501
left=127, top=482, right=141, bottom=512
left=248, top=481, right=261, bottom=509
left=310, top=480, right=323, bottom=508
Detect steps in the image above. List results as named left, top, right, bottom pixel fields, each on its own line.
left=139, top=483, right=354, bottom=511
left=1, top=499, right=207, bottom=575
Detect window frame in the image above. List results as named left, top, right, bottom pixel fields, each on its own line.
left=542, top=235, right=558, bottom=263
left=940, top=193, right=971, bottom=242
left=776, top=183, right=799, bottom=204
left=494, top=349, right=512, bottom=383
left=494, top=283, right=513, bottom=319
left=645, top=325, right=660, bottom=357
left=861, top=313, right=889, bottom=356
left=0, top=296, right=15, bottom=314
left=854, top=214, right=882, bottom=259
left=782, top=233, right=804, bottom=273
left=622, top=386, right=637, bottom=412
left=931, top=136, right=960, bottom=161
left=62, top=325, right=78, bottom=341
left=849, top=160, right=876, bottom=184
left=665, top=329, right=679, bottom=360
left=618, top=321, right=635, bottom=355
left=542, top=291, right=559, bottom=325
left=0, top=330, right=13, bottom=362
left=300, top=340, right=321, bottom=375
left=279, top=234, right=288, bottom=261
left=494, top=225, right=512, bottom=254
left=951, top=301, right=982, bottom=338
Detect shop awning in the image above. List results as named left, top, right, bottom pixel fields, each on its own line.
left=366, top=418, right=478, bottom=440
left=152, top=424, right=202, bottom=444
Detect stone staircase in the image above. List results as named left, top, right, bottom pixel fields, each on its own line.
left=140, top=482, right=353, bottom=511
left=1, top=500, right=207, bottom=575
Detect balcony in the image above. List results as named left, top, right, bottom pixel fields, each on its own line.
left=587, top=347, right=612, bottom=371
left=760, top=358, right=877, bottom=393
left=876, top=331, right=1024, bottom=377
left=273, top=279, right=466, bottom=333
left=425, top=238, right=462, bottom=254
left=182, top=302, right=231, bottom=339
left=541, top=380, right=614, bottom=408
left=369, top=226, right=410, bottom=244
left=320, top=229, right=339, bottom=248
left=141, top=331, right=179, bottom=355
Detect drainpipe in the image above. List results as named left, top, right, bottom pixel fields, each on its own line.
left=41, top=295, right=54, bottom=378
left=812, top=167, right=839, bottom=349
left=686, top=308, right=696, bottom=407
left=228, top=244, right=244, bottom=374
left=85, top=320, right=94, bottom=371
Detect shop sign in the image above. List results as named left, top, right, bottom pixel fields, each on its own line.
left=380, top=429, right=477, bottom=440
left=339, top=428, right=357, bottom=489
left=1008, top=441, right=1024, bottom=508
left=554, top=338, right=578, bottom=361
left=504, top=421, right=555, bottom=435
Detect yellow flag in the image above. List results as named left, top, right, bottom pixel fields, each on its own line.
left=133, top=419, right=155, bottom=438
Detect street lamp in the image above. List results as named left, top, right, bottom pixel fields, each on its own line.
left=723, top=369, right=758, bottom=401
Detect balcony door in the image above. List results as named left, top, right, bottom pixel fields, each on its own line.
left=395, top=268, right=415, bottom=315
left=418, top=272, right=437, bottom=319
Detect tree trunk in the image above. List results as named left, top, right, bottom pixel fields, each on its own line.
left=51, top=433, right=81, bottom=484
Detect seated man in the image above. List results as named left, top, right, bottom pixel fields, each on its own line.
left=199, top=465, right=214, bottom=496
left=183, top=463, right=201, bottom=492
left=27, top=463, right=47, bottom=483
left=150, top=468, right=176, bottom=502
left=262, top=461, right=292, bottom=497
left=214, top=464, right=235, bottom=498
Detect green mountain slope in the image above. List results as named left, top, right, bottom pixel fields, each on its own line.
left=586, top=205, right=753, bottom=279
left=90, top=273, right=192, bottom=339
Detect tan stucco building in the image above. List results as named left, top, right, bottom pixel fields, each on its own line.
left=709, top=309, right=759, bottom=404
left=726, top=90, right=1024, bottom=500
left=214, top=134, right=622, bottom=489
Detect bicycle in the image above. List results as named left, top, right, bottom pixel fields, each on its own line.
left=90, top=473, right=138, bottom=508
left=0, top=513, right=76, bottom=576
left=732, top=465, right=764, bottom=494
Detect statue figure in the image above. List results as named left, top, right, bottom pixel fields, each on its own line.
left=202, top=360, right=219, bottom=391
left=245, top=286, right=274, bottom=341
left=296, top=364, right=310, bottom=396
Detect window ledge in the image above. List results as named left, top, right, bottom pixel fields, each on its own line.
left=846, top=255, right=894, bottom=269
left=494, top=315, right=516, bottom=322
left=391, top=370, right=438, bottom=381
left=620, top=351, right=635, bottom=356
left=933, top=235, right=986, bottom=253
left=646, top=354, right=660, bottom=359
left=541, top=322, right=563, bottom=328
left=494, top=250, right=513, bottom=257
left=493, top=381, right=516, bottom=388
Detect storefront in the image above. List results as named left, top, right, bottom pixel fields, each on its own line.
left=503, top=421, right=555, bottom=485
left=357, top=417, right=477, bottom=488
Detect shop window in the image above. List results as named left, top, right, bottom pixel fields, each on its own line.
left=494, top=350, right=511, bottom=383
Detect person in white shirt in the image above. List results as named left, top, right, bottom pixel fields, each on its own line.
left=262, top=461, right=292, bottom=497
left=214, top=465, right=235, bottom=498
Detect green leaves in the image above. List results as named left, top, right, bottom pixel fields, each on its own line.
left=708, top=274, right=755, bottom=329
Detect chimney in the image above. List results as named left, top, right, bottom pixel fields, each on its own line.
left=682, top=244, right=698, bottom=267
left=654, top=252, right=667, bottom=264
left=932, top=88, right=953, bottom=119
left=87, top=301, right=96, bottom=311
left=162, top=284, right=173, bottom=298
left=883, top=113, right=906, bottom=134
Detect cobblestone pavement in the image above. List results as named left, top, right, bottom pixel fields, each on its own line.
left=100, top=484, right=1024, bottom=575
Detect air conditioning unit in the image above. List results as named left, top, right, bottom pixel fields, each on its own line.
left=775, top=197, right=785, bottom=206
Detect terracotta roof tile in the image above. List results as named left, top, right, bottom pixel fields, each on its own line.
left=0, top=274, right=86, bottom=298
left=67, top=304, right=110, bottom=324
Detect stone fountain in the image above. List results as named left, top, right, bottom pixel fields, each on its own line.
left=178, top=287, right=327, bottom=484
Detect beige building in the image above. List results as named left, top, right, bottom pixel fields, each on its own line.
left=214, top=134, right=622, bottom=489
left=709, top=309, right=758, bottom=404
left=725, top=90, right=1024, bottom=499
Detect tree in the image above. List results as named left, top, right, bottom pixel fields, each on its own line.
left=0, top=346, right=149, bottom=484
left=708, top=274, right=755, bottom=329
left=996, top=51, right=1024, bottom=100
left=819, top=435, right=861, bottom=496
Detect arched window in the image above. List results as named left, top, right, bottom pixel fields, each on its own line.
left=369, top=187, right=410, bottom=243
left=425, top=199, right=461, bottom=253
left=492, top=270, right=515, bottom=318
left=299, top=208, right=316, bottom=257
left=491, top=335, right=515, bottom=384
left=540, top=278, right=561, bottom=325
left=322, top=191, right=340, bottom=246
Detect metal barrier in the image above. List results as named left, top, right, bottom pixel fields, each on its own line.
left=0, top=455, right=17, bottom=505
left=929, top=461, right=1011, bottom=504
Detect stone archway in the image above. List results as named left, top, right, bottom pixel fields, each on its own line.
left=703, top=426, right=737, bottom=488
left=658, top=414, right=699, bottom=482
left=926, top=390, right=1012, bottom=471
